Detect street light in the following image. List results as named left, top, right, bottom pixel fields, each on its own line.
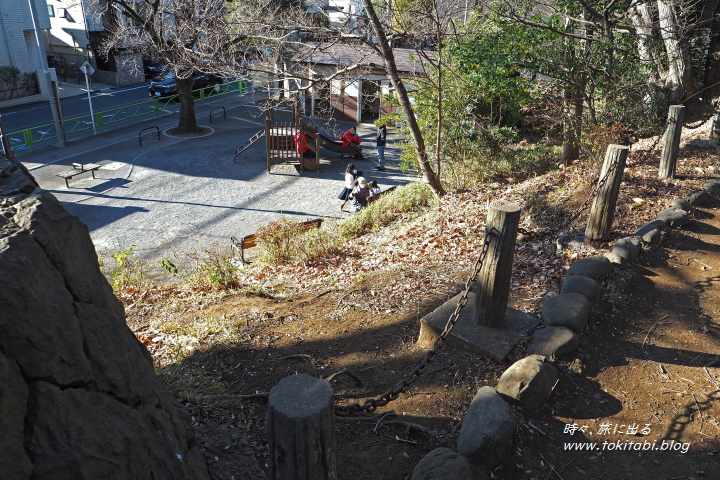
left=80, top=61, right=97, bottom=135
left=27, top=0, right=66, bottom=146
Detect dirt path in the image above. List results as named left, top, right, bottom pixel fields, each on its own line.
left=518, top=204, right=720, bottom=480
left=123, top=133, right=720, bottom=479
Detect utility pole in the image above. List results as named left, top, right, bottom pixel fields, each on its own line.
left=27, top=0, right=66, bottom=146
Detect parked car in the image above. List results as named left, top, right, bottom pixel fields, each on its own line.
left=148, top=72, right=223, bottom=98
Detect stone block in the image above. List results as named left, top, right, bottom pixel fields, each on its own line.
left=635, top=220, right=665, bottom=244
left=541, top=293, right=591, bottom=333
left=527, top=327, right=579, bottom=358
left=412, top=448, right=475, bottom=480
left=457, top=387, right=516, bottom=468
left=566, top=256, right=613, bottom=283
left=496, top=355, right=559, bottom=409
left=560, top=276, right=602, bottom=305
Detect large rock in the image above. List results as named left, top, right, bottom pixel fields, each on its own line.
left=566, top=256, right=613, bottom=283
left=542, top=293, right=591, bottom=332
left=688, top=190, right=710, bottom=206
left=561, top=276, right=602, bottom=305
left=670, top=198, right=692, bottom=212
left=656, top=208, right=690, bottom=228
left=636, top=220, right=665, bottom=245
left=496, top=355, right=559, bottom=409
left=703, top=179, right=720, bottom=197
left=412, top=448, right=476, bottom=480
left=457, top=387, right=516, bottom=468
left=527, top=327, right=579, bottom=358
left=612, top=236, right=642, bottom=262
left=0, top=156, right=212, bottom=479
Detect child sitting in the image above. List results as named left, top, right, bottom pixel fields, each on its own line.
left=349, top=177, right=371, bottom=213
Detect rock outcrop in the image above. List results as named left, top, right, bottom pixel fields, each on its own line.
left=0, top=156, right=210, bottom=479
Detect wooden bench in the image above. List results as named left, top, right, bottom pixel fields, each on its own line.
left=366, top=185, right=397, bottom=206
left=55, top=163, right=101, bottom=188
left=231, top=218, right=324, bottom=264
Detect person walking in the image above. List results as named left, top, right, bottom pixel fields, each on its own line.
left=375, top=121, right=387, bottom=171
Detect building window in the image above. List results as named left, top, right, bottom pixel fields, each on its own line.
left=58, top=9, right=76, bottom=23
left=48, top=5, right=55, bottom=17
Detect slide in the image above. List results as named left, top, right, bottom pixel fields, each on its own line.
left=316, top=131, right=360, bottom=156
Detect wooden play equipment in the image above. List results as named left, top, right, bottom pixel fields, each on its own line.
left=234, top=96, right=361, bottom=172
left=265, top=104, right=321, bottom=172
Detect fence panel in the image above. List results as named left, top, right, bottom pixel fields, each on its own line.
left=7, top=79, right=245, bottom=153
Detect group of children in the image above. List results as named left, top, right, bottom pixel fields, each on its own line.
left=338, top=163, right=382, bottom=213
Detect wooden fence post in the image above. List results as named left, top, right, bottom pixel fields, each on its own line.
left=710, top=110, right=720, bottom=147
left=474, top=201, right=521, bottom=327
left=267, top=374, right=336, bottom=480
left=585, top=144, right=630, bottom=241
left=659, top=105, right=685, bottom=179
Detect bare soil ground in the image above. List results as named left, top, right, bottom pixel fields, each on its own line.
left=123, top=119, right=720, bottom=479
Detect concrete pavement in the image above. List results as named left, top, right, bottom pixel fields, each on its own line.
left=20, top=89, right=412, bottom=279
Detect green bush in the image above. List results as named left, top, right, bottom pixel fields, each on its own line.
left=101, top=245, right=148, bottom=290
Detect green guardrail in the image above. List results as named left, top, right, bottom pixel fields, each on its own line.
left=7, top=79, right=248, bottom=152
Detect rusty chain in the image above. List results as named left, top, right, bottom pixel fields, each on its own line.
left=684, top=119, right=707, bottom=130
left=334, top=227, right=498, bottom=417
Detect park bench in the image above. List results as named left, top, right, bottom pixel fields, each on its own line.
left=55, top=163, right=101, bottom=188
left=366, top=185, right=397, bottom=206
left=231, top=218, right=324, bottom=264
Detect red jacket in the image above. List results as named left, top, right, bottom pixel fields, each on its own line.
left=295, top=132, right=309, bottom=154
left=340, top=129, right=361, bottom=147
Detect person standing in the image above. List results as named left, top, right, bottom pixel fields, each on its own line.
left=338, top=163, right=357, bottom=211
left=375, top=121, right=387, bottom=171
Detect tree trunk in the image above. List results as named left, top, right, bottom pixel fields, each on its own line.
left=658, top=0, right=695, bottom=101
left=361, top=0, right=446, bottom=197
left=629, top=3, right=663, bottom=83
left=703, top=2, right=720, bottom=103
left=561, top=85, right=584, bottom=165
left=175, top=76, right=200, bottom=134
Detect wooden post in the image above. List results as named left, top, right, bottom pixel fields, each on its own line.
left=585, top=144, right=629, bottom=241
left=710, top=110, right=720, bottom=147
left=267, top=374, right=336, bottom=480
left=474, top=201, right=521, bottom=327
left=659, top=105, right=685, bottom=179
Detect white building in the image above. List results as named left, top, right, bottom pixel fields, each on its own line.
left=0, top=0, right=51, bottom=105
left=44, top=0, right=99, bottom=76
left=306, top=0, right=365, bottom=30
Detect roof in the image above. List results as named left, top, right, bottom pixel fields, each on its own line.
left=292, top=42, right=431, bottom=75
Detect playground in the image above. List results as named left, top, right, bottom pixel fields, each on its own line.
left=22, top=91, right=411, bottom=276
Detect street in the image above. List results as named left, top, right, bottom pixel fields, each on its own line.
left=0, top=83, right=151, bottom=134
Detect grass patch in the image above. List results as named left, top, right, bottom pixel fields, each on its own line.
left=253, top=181, right=436, bottom=266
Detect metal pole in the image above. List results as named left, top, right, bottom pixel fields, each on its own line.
left=0, top=114, right=16, bottom=159
left=84, top=72, right=97, bottom=135
left=27, top=0, right=66, bottom=146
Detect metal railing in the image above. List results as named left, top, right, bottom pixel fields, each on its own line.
left=7, top=79, right=248, bottom=153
